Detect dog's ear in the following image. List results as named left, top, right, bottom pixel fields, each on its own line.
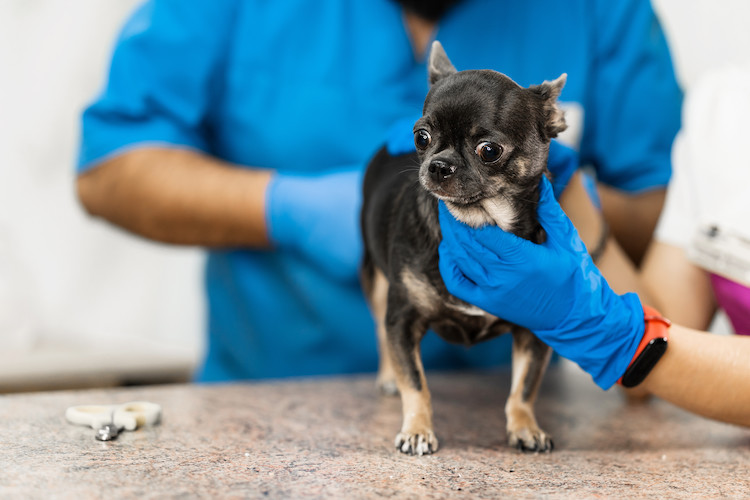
left=428, top=41, right=457, bottom=86
left=530, top=73, right=567, bottom=138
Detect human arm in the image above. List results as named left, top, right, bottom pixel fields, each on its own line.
left=77, top=0, right=363, bottom=280
left=584, top=0, right=682, bottom=264
left=640, top=323, right=750, bottom=427
left=438, top=177, right=750, bottom=426
left=598, top=185, right=666, bottom=267
left=640, top=240, right=716, bottom=330
left=78, top=147, right=364, bottom=281
left=78, top=147, right=273, bottom=246
left=76, top=0, right=269, bottom=246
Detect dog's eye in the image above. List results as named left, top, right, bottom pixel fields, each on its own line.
left=476, top=142, right=503, bottom=163
left=414, top=129, right=431, bottom=150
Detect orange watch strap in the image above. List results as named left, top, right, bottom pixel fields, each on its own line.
left=617, top=304, right=671, bottom=386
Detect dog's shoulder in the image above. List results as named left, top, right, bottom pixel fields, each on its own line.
left=363, top=147, right=419, bottom=193
left=362, top=146, right=441, bottom=276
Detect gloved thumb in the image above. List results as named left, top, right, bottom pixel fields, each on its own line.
left=438, top=242, right=488, bottom=303
left=535, top=176, right=581, bottom=250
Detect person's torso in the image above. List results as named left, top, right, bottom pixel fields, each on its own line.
left=211, top=0, right=590, bottom=168
left=199, top=0, right=593, bottom=381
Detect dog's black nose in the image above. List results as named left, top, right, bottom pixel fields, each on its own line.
left=428, top=160, right=456, bottom=183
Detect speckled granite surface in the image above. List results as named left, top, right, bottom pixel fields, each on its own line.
left=1, top=366, right=749, bottom=498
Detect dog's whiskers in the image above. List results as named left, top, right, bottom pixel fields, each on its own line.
left=398, top=167, right=420, bottom=176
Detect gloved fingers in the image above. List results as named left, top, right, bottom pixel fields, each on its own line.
left=438, top=263, right=487, bottom=309
left=438, top=202, right=524, bottom=281
left=442, top=180, right=556, bottom=258
left=438, top=247, right=477, bottom=288
left=437, top=200, right=465, bottom=244
left=438, top=235, right=495, bottom=288
left=438, top=245, right=493, bottom=304
left=535, top=176, right=584, bottom=251
left=439, top=200, right=540, bottom=267
left=437, top=201, right=483, bottom=249
left=471, top=223, right=539, bottom=263
left=535, top=175, right=564, bottom=222
left=438, top=202, right=503, bottom=268
left=547, top=140, right=580, bottom=198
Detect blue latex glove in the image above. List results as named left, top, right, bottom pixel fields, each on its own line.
left=266, top=169, right=363, bottom=283
left=438, top=177, right=644, bottom=389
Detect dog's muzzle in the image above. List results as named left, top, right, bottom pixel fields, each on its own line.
left=428, top=160, right=457, bottom=183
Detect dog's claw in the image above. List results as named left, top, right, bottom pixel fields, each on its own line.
left=394, top=431, right=439, bottom=456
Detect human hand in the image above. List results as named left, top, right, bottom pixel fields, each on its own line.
left=438, top=176, right=645, bottom=389
left=266, top=169, right=363, bottom=283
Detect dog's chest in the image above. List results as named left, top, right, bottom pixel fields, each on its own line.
left=432, top=305, right=509, bottom=346
left=400, top=268, right=510, bottom=346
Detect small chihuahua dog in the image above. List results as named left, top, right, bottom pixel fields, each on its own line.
left=361, top=41, right=567, bottom=455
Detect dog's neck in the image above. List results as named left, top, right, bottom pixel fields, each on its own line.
left=445, top=197, right=518, bottom=231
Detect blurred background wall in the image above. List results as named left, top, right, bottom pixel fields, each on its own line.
left=0, top=0, right=204, bottom=390
left=0, top=0, right=747, bottom=390
left=654, top=0, right=750, bottom=88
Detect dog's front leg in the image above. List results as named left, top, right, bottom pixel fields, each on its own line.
left=506, top=328, right=553, bottom=452
left=385, top=303, right=437, bottom=455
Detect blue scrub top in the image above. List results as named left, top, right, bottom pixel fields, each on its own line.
left=78, top=0, right=681, bottom=382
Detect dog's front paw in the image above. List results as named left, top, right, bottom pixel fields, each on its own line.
left=507, top=427, right=553, bottom=453
left=394, top=430, right=439, bottom=456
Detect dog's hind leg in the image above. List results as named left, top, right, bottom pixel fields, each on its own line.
left=371, top=269, right=399, bottom=396
left=505, top=328, right=553, bottom=452
left=386, top=298, right=438, bottom=455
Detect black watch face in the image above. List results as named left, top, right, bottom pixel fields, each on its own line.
left=621, top=338, right=668, bottom=388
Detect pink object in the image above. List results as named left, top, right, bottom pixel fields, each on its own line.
left=710, top=273, right=750, bottom=335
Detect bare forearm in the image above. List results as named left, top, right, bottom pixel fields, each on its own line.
left=77, top=147, right=272, bottom=247
left=640, top=241, right=717, bottom=330
left=641, top=325, right=750, bottom=427
left=598, top=184, right=666, bottom=266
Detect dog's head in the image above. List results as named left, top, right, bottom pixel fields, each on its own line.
left=414, top=41, right=566, bottom=228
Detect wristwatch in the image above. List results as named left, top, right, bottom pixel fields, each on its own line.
left=618, top=305, right=671, bottom=388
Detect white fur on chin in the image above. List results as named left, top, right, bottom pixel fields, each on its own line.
left=445, top=196, right=517, bottom=231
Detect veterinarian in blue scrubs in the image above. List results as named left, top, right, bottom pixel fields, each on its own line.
left=77, top=0, right=681, bottom=382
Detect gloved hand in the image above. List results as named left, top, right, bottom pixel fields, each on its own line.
left=265, top=168, right=363, bottom=283
left=438, top=176, right=645, bottom=389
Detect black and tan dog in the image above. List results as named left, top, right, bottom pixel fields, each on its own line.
left=361, top=41, right=567, bottom=455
